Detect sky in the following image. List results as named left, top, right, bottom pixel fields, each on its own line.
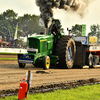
left=0, top=0, right=100, bottom=35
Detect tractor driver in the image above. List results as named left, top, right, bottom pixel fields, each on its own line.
left=51, top=24, right=57, bottom=36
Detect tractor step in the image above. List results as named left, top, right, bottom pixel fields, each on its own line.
left=18, top=60, right=33, bottom=64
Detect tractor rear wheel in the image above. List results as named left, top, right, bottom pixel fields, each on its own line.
left=55, top=36, right=76, bottom=69
left=43, top=56, right=50, bottom=70
left=18, top=63, right=26, bottom=68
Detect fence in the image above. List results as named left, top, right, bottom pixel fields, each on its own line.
left=0, top=48, right=27, bottom=54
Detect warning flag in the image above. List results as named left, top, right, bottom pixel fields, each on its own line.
left=14, top=23, right=18, bottom=40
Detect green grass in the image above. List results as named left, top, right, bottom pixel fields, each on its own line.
left=0, top=53, right=26, bottom=55
left=0, top=53, right=18, bottom=55
left=0, top=58, right=17, bottom=60
left=1, top=84, right=100, bottom=100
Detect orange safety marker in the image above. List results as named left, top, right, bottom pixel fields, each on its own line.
left=18, top=70, right=32, bottom=100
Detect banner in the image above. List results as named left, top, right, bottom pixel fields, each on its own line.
left=14, top=23, right=18, bottom=40
left=89, top=37, right=97, bottom=44
left=82, top=24, right=86, bottom=36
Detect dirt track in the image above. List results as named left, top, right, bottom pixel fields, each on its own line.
left=0, top=60, right=100, bottom=92
left=0, top=55, right=17, bottom=58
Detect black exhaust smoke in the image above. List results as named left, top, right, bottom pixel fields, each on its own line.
left=36, top=0, right=90, bottom=29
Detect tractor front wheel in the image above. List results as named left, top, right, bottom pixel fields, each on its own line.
left=19, top=63, right=26, bottom=68
left=43, top=56, right=50, bottom=70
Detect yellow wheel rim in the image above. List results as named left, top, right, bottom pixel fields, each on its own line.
left=46, top=57, right=50, bottom=68
left=22, top=63, right=25, bottom=66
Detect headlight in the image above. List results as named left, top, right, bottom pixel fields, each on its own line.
left=27, top=48, right=38, bottom=53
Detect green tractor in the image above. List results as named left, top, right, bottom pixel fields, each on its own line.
left=18, top=20, right=87, bottom=69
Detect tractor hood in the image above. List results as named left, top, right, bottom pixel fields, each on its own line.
left=28, top=34, right=54, bottom=53
left=28, top=35, right=53, bottom=41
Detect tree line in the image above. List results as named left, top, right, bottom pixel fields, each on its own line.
left=0, top=9, right=44, bottom=42
left=0, top=9, right=99, bottom=42
left=71, top=24, right=100, bottom=39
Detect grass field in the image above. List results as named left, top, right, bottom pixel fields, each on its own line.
left=0, top=53, right=18, bottom=55
left=1, top=84, right=100, bottom=100
left=0, top=53, right=17, bottom=60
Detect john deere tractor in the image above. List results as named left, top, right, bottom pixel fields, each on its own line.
left=18, top=19, right=88, bottom=69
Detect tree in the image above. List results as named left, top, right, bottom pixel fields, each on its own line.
left=88, top=24, right=100, bottom=43
left=3, top=9, right=18, bottom=20
left=0, top=9, right=18, bottom=41
left=88, top=25, right=97, bottom=36
left=0, top=10, right=44, bottom=42
left=71, top=24, right=82, bottom=36
left=18, top=14, right=44, bottom=37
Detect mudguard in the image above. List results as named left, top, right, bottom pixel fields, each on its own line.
left=74, top=41, right=89, bottom=68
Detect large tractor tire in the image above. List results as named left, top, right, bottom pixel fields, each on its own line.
left=55, top=36, right=76, bottom=69
left=43, top=56, right=50, bottom=70
left=18, top=63, right=26, bottom=68
left=89, top=53, right=94, bottom=68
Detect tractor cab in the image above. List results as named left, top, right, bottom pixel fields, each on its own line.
left=48, top=19, right=62, bottom=36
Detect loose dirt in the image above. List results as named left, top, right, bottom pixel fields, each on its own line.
left=0, top=55, right=17, bottom=58
left=0, top=59, right=100, bottom=97
left=0, top=60, right=100, bottom=91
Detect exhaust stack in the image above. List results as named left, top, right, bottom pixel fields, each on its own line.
left=44, top=19, right=51, bottom=35
left=45, top=28, right=48, bottom=35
